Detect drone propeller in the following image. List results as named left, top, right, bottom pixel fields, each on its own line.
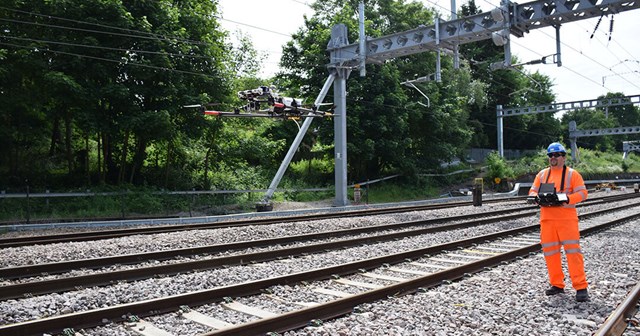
left=184, top=103, right=222, bottom=108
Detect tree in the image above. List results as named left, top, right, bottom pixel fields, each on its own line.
left=0, top=0, right=231, bottom=189
left=279, top=0, right=477, bottom=181
left=459, top=0, right=558, bottom=150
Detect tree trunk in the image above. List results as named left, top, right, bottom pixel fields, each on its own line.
left=97, top=133, right=103, bottom=183
left=118, top=131, right=129, bottom=184
left=203, top=145, right=212, bottom=189
left=85, top=134, right=90, bottom=184
left=203, top=128, right=219, bottom=189
left=129, top=137, right=147, bottom=184
left=164, top=141, right=173, bottom=189
left=103, top=132, right=117, bottom=184
left=49, top=117, right=61, bottom=157
left=9, top=143, right=17, bottom=175
left=64, top=114, right=74, bottom=174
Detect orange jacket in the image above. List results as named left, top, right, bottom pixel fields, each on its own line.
left=529, top=165, right=588, bottom=220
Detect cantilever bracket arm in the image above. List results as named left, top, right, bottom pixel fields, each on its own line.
left=260, top=74, right=336, bottom=204
left=403, top=82, right=430, bottom=107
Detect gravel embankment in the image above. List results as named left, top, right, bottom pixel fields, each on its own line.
left=1, top=194, right=638, bottom=335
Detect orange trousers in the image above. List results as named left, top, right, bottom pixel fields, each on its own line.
left=540, top=219, right=588, bottom=290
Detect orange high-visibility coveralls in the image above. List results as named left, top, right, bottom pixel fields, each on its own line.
left=529, top=165, right=589, bottom=290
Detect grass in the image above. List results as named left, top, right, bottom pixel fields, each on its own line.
left=355, top=182, right=442, bottom=204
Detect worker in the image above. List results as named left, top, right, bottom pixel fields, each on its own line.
left=527, top=142, right=589, bottom=302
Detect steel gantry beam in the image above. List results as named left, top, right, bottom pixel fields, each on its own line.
left=498, top=94, right=640, bottom=118
left=622, top=141, right=640, bottom=160
left=320, top=0, right=639, bottom=207
left=328, top=0, right=640, bottom=69
left=497, top=94, right=640, bottom=157
left=569, top=121, right=640, bottom=162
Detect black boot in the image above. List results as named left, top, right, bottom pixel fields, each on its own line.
left=576, top=289, right=589, bottom=302
left=545, top=286, right=564, bottom=296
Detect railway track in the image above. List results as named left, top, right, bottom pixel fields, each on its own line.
left=0, top=195, right=532, bottom=249
left=0, top=193, right=632, bottom=249
left=0, top=194, right=638, bottom=335
left=0, top=200, right=638, bottom=301
left=594, top=281, right=640, bottom=335
left=0, top=190, right=632, bottom=249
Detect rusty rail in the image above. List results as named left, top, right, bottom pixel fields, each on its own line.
left=593, top=281, right=640, bottom=336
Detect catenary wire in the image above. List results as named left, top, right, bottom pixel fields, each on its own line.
left=425, top=0, right=635, bottom=98
left=0, top=5, right=212, bottom=47
left=0, top=13, right=288, bottom=66
left=420, top=0, right=623, bottom=91
left=218, top=17, right=291, bottom=37
left=535, top=28, right=640, bottom=90
left=0, top=5, right=300, bottom=53
left=216, top=0, right=615, bottom=102
left=0, top=17, right=206, bottom=44
left=0, top=41, right=220, bottom=78
left=0, top=35, right=217, bottom=60
left=3, top=0, right=634, bottom=144
left=0, top=5, right=293, bottom=61
left=16, top=1, right=627, bottom=105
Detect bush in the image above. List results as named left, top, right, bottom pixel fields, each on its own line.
left=486, top=152, right=515, bottom=185
left=289, top=159, right=334, bottom=185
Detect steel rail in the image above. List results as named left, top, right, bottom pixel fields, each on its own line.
left=1, top=193, right=633, bottom=280
left=0, top=205, right=538, bottom=279
left=204, top=212, right=640, bottom=336
left=593, top=281, right=640, bottom=336
left=0, top=196, right=528, bottom=248
left=0, top=208, right=539, bottom=299
left=1, top=205, right=639, bottom=336
left=0, top=192, right=630, bottom=249
left=3, top=199, right=637, bottom=300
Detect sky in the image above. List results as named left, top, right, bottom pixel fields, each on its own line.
left=217, top=0, right=640, bottom=105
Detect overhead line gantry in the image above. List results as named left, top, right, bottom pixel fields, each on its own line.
left=261, top=0, right=640, bottom=209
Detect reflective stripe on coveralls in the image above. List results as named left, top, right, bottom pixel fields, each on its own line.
left=530, top=166, right=588, bottom=290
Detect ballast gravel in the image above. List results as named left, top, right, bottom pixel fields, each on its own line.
left=285, top=219, right=640, bottom=336
left=0, top=202, right=530, bottom=268
left=1, top=192, right=638, bottom=335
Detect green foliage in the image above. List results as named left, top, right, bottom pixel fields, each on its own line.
left=509, top=148, right=640, bottom=179
left=486, top=151, right=515, bottom=182
left=289, top=158, right=334, bottom=185
left=511, top=149, right=547, bottom=178
left=460, top=1, right=558, bottom=150
left=571, top=149, right=640, bottom=176
left=356, top=177, right=441, bottom=204
left=0, top=185, right=263, bottom=222
left=0, top=0, right=231, bottom=188
left=279, top=0, right=480, bottom=181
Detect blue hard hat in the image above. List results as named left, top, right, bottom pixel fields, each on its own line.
left=547, top=142, right=566, bottom=154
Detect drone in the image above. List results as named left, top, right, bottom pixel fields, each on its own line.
left=185, top=86, right=333, bottom=120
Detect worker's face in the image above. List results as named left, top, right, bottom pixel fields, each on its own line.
left=548, top=152, right=565, bottom=167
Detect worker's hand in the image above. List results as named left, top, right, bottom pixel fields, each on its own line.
left=538, top=193, right=564, bottom=206
left=526, top=196, right=539, bottom=205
